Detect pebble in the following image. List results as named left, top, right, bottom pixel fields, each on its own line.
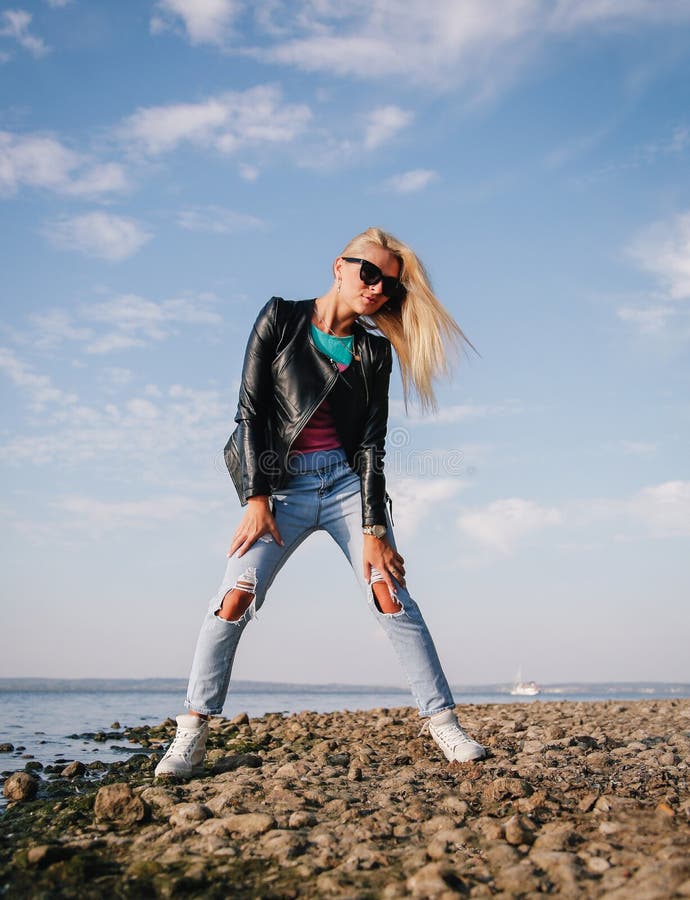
left=2, top=699, right=689, bottom=898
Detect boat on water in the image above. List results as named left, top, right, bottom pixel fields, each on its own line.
left=511, top=680, right=541, bottom=696
left=510, top=668, right=541, bottom=696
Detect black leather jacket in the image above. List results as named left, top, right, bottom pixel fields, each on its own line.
left=224, top=297, right=392, bottom=525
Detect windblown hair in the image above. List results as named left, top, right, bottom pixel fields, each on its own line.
left=340, top=227, right=475, bottom=412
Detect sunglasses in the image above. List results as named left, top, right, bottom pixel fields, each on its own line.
left=342, top=257, right=406, bottom=301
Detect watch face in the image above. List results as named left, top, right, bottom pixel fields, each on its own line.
left=373, top=525, right=387, bottom=539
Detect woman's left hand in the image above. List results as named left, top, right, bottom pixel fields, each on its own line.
left=363, top=535, right=406, bottom=597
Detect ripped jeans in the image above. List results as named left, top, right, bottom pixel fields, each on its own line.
left=185, top=448, right=455, bottom=718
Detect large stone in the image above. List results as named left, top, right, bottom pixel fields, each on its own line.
left=259, top=829, right=305, bottom=862
left=229, top=712, right=250, bottom=725
left=421, top=815, right=458, bottom=836
left=532, top=822, right=579, bottom=852
left=139, top=786, right=177, bottom=818
left=220, top=812, right=276, bottom=837
left=530, top=849, right=581, bottom=893
left=211, top=753, right=262, bottom=774
left=288, top=810, right=317, bottom=828
left=275, top=760, right=310, bottom=779
left=169, top=802, right=211, bottom=828
left=503, top=813, right=536, bottom=846
left=440, top=796, right=469, bottom=820
left=482, top=777, right=532, bottom=803
left=3, top=771, right=38, bottom=802
left=26, top=844, right=74, bottom=867
left=94, top=782, right=146, bottom=827
left=493, top=861, right=542, bottom=894
left=61, top=761, right=86, bottom=778
left=406, top=862, right=466, bottom=897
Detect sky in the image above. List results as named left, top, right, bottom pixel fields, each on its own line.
left=1, top=1, right=689, bottom=692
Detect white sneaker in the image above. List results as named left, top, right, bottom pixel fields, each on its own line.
left=154, top=714, right=209, bottom=778
left=425, top=710, right=486, bottom=763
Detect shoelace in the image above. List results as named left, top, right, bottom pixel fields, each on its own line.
left=165, top=727, right=202, bottom=762
left=421, top=718, right=473, bottom=747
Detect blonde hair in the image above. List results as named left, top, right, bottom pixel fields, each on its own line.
left=340, top=226, right=475, bottom=412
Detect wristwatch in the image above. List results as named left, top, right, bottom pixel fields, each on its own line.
left=362, top=524, right=387, bottom=539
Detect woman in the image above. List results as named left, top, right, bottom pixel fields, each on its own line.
left=156, top=227, right=485, bottom=778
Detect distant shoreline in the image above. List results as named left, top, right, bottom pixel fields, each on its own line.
left=1, top=677, right=689, bottom=697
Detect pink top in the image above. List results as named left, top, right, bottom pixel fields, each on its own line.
left=291, top=361, right=348, bottom=453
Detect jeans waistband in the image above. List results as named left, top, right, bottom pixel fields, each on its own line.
left=287, top=447, right=348, bottom=474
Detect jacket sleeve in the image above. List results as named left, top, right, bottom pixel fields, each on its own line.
left=357, top=339, right=392, bottom=526
left=233, top=297, right=281, bottom=499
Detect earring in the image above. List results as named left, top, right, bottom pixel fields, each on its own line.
left=337, top=277, right=342, bottom=294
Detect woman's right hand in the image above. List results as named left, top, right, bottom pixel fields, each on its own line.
left=228, top=495, right=284, bottom=558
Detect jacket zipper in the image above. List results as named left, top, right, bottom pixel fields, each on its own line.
left=359, top=337, right=369, bottom=407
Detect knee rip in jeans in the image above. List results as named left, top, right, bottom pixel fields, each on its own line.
left=370, top=573, right=403, bottom=616
left=215, top=567, right=258, bottom=624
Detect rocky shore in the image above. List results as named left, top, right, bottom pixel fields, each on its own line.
left=1, top=699, right=689, bottom=898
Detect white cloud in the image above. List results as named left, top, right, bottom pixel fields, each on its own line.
left=385, top=169, right=438, bottom=194
left=64, top=162, right=129, bottom=197
left=628, top=211, right=690, bottom=302
left=616, top=304, right=680, bottom=335
left=454, top=479, right=690, bottom=559
left=13, top=294, right=222, bottom=357
left=176, top=205, right=265, bottom=234
left=1, top=131, right=78, bottom=194
left=618, top=211, right=690, bottom=338
left=387, top=476, right=465, bottom=541
left=121, top=85, right=311, bottom=157
left=620, top=440, right=657, bottom=456
left=390, top=400, right=521, bottom=424
left=0, top=131, right=128, bottom=198
left=152, top=0, right=241, bottom=46
left=548, top=0, right=690, bottom=30
left=364, top=106, right=413, bottom=150
left=240, top=0, right=690, bottom=95
left=101, top=367, right=134, bottom=389
left=127, top=397, right=160, bottom=420
left=239, top=163, right=260, bottom=181
left=0, top=377, right=230, bottom=470
left=27, top=309, right=92, bottom=350
left=0, top=9, right=48, bottom=57
left=545, top=125, right=612, bottom=169
left=458, top=497, right=562, bottom=554
left=85, top=332, right=146, bottom=354
left=46, top=212, right=153, bottom=261
left=85, top=294, right=222, bottom=335
left=0, top=346, right=76, bottom=410
left=80, top=294, right=223, bottom=352
left=627, top=480, right=690, bottom=539
left=55, top=493, right=220, bottom=531
left=640, top=124, right=690, bottom=163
